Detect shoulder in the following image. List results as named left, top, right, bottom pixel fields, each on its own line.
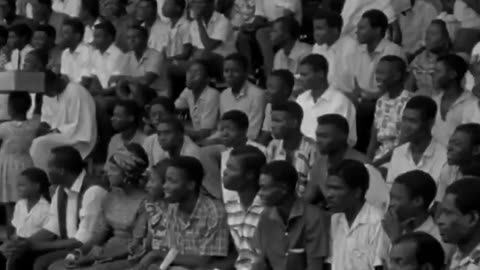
left=84, top=175, right=109, bottom=192
left=205, top=86, right=220, bottom=98
left=200, top=195, right=227, bottom=222
left=304, top=203, right=329, bottom=225
left=246, top=83, right=265, bottom=97
left=143, top=134, right=157, bottom=146
left=212, top=11, right=230, bottom=25
left=296, top=90, right=312, bottom=103
left=220, top=88, right=232, bottom=98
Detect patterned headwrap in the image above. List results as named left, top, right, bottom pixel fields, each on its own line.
left=106, top=144, right=149, bottom=185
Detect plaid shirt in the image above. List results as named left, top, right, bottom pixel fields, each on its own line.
left=266, top=136, right=317, bottom=197
left=145, top=199, right=169, bottom=250
left=449, top=244, right=480, bottom=270
left=166, top=194, right=229, bottom=257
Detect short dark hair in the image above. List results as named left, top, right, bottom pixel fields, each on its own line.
left=63, top=18, right=85, bottom=38
left=9, top=23, right=33, bottom=42
left=115, top=99, right=142, bottom=124
left=270, top=69, right=295, bottom=94
left=261, top=160, right=298, bottom=193
left=230, top=145, right=266, bottom=181
left=394, top=170, right=437, bottom=209
left=274, top=15, right=301, bottom=39
left=38, top=0, right=53, bottom=8
left=50, top=146, right=85, bottom=174
left=221, top=110, right=249, bottom=132
left=437, top=54, right=468, bottom=84
left=317, top=114, right=349, bottom=136
left=189, top=59, right=211, bottom=78
left=172, top=0, right=186, bottom=10
left=27, top=49, right=49, bottom=67
left=128, top=24, right=149, bottom=41
left=8, top=91, right=31, bottom=115
left=157, top=116, right=185, bottom=133
left=379, top=55, right=407, bottom=76
left=271, top=101, right=304, bottom=124
left=225, top=53, right=249, bottom=72
left=168, top=156, right=204, bottom=191
left=139, top=0, right=158, bottom=10
left=313, top=8, right=343, bottom=31
left=455, top=123, right=480, bottom=147
left=329, top=159, right=369, bottom=197
left=21, top=167, right=51, bottom=202
left=445, top=177, right=480, bottom=215
left=34, top=24, right=56, bottom=40
left=300, top=54, right=329, bottom=74
left=361, top=9, right=389, bottom=36
left=94, top=20, right=116, bottom=39
left=404, top=96, right=437, bottom=122
left=149, top=96, right=175, bottom=114
left=393, top=232, right=445, bottom=270
left=81, top=0, right=99, bottom=18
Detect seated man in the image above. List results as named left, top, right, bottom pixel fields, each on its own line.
left=5, top=23, right=34, bottom=71
left=135, top=156, right=231, bottom=269
left=30, top=71, right=97, bottom=171
left=253, top=160, right=329, bottom=270
left=60, top=18, right=92, bottom=84
left=1, top=146, right=108, bottom=270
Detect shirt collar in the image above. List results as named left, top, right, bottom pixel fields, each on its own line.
left=360, top=38, right=389, bottom=54
left=266, top=199, right=305, bottom=223
left=308, top=86, right=335, bottom=103
left=231, top=81, right=250, bottom=99
left=67, top=170, right=87, bottom=193
left=437, top=90, right=474, bottom=108
left=407, top=138, right=437, bottom=159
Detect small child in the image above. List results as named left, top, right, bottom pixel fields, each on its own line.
left=10, top=168, right=50, bottom=239
left=0, top=92, right=40, bottom=231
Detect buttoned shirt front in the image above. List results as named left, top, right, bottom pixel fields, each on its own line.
left=386, top=139, right=447, bottom=186
left=449, top=243, right=480, bottom=270
left=43, top=171, right=108, bottom=243
left=328, top=202, right=387, bottom=270
left=273, top=41, right=312, bottom=76
left=189, top=11, right=235, bottom=56
left=175, top=86, right=220, bottom=130
left=60, top=43, right=92, bottom=83
left=120, top=48, right=165, bottom=92
left=296, top=86, right=357, bottom=146
left=90, top=44, right=126, bottom=89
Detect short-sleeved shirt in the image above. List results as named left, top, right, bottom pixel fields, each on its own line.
left=12, top=197, right=50, bottom=238
left=60, top=43, right=92, bottom=84
left=165, top=16, right=191, bottom=58
left=89, top=44, right=126, bottom=89
left=253, top=199, right=329, bottom=270
left=175, top=86, right=220, bottom=130
left=120, top=48, right=165, bottom=92
left=145, top=199, right=169, bottom=250
left=165, top=193, right=229, bottom=256
left=273, top=41, right=312, bottom=76
left=328, top=202, right=387, bottom=270
left=189, top=11, right=235, bottom=56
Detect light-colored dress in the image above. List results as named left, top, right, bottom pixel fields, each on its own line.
left=0, top=120, right=40, bottom=202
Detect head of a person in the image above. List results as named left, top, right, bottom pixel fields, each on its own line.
left=447, top=124, right=480, bottom=166
left=126, top=25, right=149, bottom=52
left=0, top=0, right=14, bottom=19
left=224, top=53, right=249, bottom=88
left=0, top=25, right=7, bottom=47
left=376, top=55, right=407, bottom=92
left=425, top=19, right=452, bottom=53
left=271, top=16, right=300, bottom=48
left=136, top=0, right=157, bottom=22
left=224, top=145, right=266, bottom=192
left=7, top=91, right=31, bottom=118
left=434, top=54, right=468, bottom=89
left=266, top=69, right=294, bottom=104
left=326, top=159, right=369, bottom=212
left=437, top=178, right=480, bottom=245
left=219, top=110, right=249, bottom=148
left=313, top=8, right=343, bottom=46
left=389, top=170, right=437, bottom=222
left=357, top=9, right=388, bottom=44
left=298, top=54, right=329, bottom=90
left=23, top=49, right=49, bottom=72
left=146, top=159, right=171, bottom=199
left=79, top=0, right=100, bottom=21
left=44, top=70, right=65, bottom=97
left=61, top=18, right=85, bottom=48
left=17, top=167, right=51, bottom=202
left=401, top=96, right=437, bottom=143
left=111, top=99, right=141, bottom=132
left=271, top=101, right=303, bottom=139
left=162, top=0, right=186, bottom=18
left=186, top=59, right=210, bottom=91
left=190, top=0, right=215, bottom=18
left=148, top=97, right=175, bottom=128
left=7, top=23, right=32, bottom=49
left=32, top=0, right=53, bottom=22
left=93, top=20, right=116, bottom=51
left=258, top=161, right=298, bottom=207
left=32, top=25, right=56, bottom=50
left=316, top=114, right=349, bottom=155
left=156, top=116, right=185, bottom=151
left=105, top=143, right=149, bottom=188
left=389, top=232, right=445, bottom=270
left=47, top=146, right=85, bottom=186
left=100, top=0, right=125, bottom=19
left=163, top=156, right=204, bottom=203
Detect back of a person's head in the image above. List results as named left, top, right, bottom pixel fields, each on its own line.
left=225, top=52, right=249, bottom=72
left=168, top=156, right=204, bottom=191
left=361, top=9, right=389, bottom=36
left=9, top=23, right=33, bottom=42
left=313, top=8, right=343, bottom=31
left=221, top=110, right=249, bottom=131
left=270, top=69, right=295, bottom=94
left=446, top=178, right=480, bottom=215
left=394, top=170, right=437, bottom=209
left=149, top=96, right=176, bottom=115
left=8, top=91, right=31, bottom=115
left=63, top=18, right=85, bottom=38
left=231, top=145, right=266, bottom=180
left=316, top=114, right=349, bottom=136
left=300, top=54, right=329, bottom=74
left=261, top=160, right=298, bottom=193
left=35, top=24, right=56, bottom=41
left=437, top=54, right=468, bottom=84
left=21, top=167, right=51, bottom=201
left=157, top=115, right=185, bottom=134
left=393, top=232, right=445, bottom=270
left=274, top=15, right=301, bottom=39
left=404, top=96, right=437, bottom=122
left=124, top=142, right=149, bottom=169
left=271, top=101, right=304, bottom=124
left=379, top=55, right=407, bottom=76
left=94, top=20, right=116, bottom=39
left=329, top=159, right=369, bottom=197
left=50, top=146, right=85, bottom=174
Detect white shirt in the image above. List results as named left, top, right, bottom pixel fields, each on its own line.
left=312, top=36, right=358, bottom=93
left=12, top=197, right=50, bottom=238
left=296, top=86, right=357, bottom=146
left=254, top=0, right=302, bottom=23
left=454, top=0, right=480, bottom=28
left=5, top=45, right=34, bottom=71
left=142, top=135, right=201, bottom=169
left=341, top=0, right=396, bottom=37
left=328, top=202, right=387, bottom=270
left=60, top=43, right=92, bottom=83
left=147, top=18, right=170, bottom=53
left=89, top=44, right=125, bottom=89
left=165, top=16, right=191, bottom=57
left=273, top=41, right=312, bottom=76
left=189, top=11, right=235, bottom=56
left=52, top=0, right=81, bottom=18
left=386, top=139, right=447, bottom=187
left=43, top=171, right=108, bottom=243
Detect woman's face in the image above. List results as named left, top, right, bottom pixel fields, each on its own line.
left=425, top=23, right=446, bottom=51
left=106, top=162, right=124, bottom=187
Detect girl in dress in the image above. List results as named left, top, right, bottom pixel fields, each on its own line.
left=0, top=92, right=40, bottom=230
left=10, top=168, right=50, bottom=239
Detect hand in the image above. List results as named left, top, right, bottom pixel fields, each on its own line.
left=2, top=239, right=29, bottom=257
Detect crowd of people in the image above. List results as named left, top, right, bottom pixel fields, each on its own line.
left=0, top=0, right=479, bottom=269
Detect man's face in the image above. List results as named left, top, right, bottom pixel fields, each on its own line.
left=149, top=104, right=169, bottom=128
left=270, top=21, right=286, bottom=47
left=32, top=31, right=50, bottom=50
left=400, top=109, right=424, bottom=143
left=433, top=61, right=453, bottom=89
left=47, top=156, right=64, bottom=186
left=190, top=0, right=213, bottom=18
left=388, top=241, right=419, bottom=270
left=60, top=25, right=77, bottom=48
left=7, top=31, right=20, bottom=49
left=223, top=156, right=246, bottom=191
left=425, top=23, right=445, bottom=52
left=224, top=60, right=247, bottom=88
left=219, top=120, right=244, bottom=148
left=93, top=28, right=111, bottom=51
left=186, top=63, right=208, bottom=90
left=136, top=0, right=155, bottom=22
left=126, top=28, right=145, bottom=51
left=111, top=105, right=133, bottom=132
left=258, top=174, right=287, bottom=207
left=376, top=60, right=398, bottom=92
left=266, top=76, right=289, bottom=104
left=447, top=130, right=474, bottom=165
left=146, top=169, right=165, bottom=199
left=298, top=64, right=321, bottom=91
left=271, top=110, right=293, bottom=139
left=162, top=0, right=180, bottom=18
left=437, top=193, right=474, bottom=244
left=163, top=167, right=192, bottom=203
left=101, top=0, right=122, bottom=18
left=156, top=123, right=179, bottom=151
left=313, top=19, right=333, bottom=45
left=316, top=124, right=343, bottom=155
left=325, top=175, right=356, bottom=213
left=389, top=182, right=416, bottom=221
left=356, top=18, right=374, bottom=44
